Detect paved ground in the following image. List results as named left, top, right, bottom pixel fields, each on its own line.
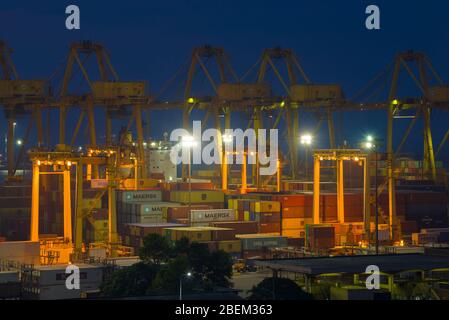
left=231, top=269, right=272, bottom=298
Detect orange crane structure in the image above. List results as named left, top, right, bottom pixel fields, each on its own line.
left=2, top=40, right=449, bottom=255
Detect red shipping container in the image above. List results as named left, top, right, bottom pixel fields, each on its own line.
left=210, top=221, right=258, bottom=234
left=202, top=241, right=218, bottom=252
left=258, top=222, right=281, bottom=233
left=212, top=229, right=237, bottom=241
left=167, top=205, right=210, bottom=221
left=257, top=212, right=281, bottom=223
left=282, top=206, right=313, bottom=219
left=273, top=194, right=312, bottom=207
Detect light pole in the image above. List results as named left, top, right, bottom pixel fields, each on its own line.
left=179, top=271, right=192, bottom=301
left=364, top=135, right=379, bottom=255
left=222, top=134, right=233, bottom=191
left=181, top=136, right=196, bottom=210
left=300, top=134, right=313, bottom=180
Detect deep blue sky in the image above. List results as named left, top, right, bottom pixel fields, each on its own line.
left=1, top=1, right=449, bottom=159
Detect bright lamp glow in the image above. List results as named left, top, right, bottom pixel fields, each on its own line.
left=16, top=139, right=23, bottom=146
left=300, top=134, right=312, bottom=146
left=365, top=142, right=374, bottom=149
left=186, top=272, right=192, bottom=277
left=222, top=134, right=233, bottom=144
left=181, top=135, right=196, bottom=148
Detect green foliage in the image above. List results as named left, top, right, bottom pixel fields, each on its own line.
left=101, top=235, right=234, bottom=297
left=248, top=277, right=314, bottom=300
left=100, top=262, right=159, bottom=297
left=139, top=233, right=171, bottom=264
left=149, top=256, right=191, bottom=295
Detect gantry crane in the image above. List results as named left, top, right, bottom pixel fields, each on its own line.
left=28, top=145, right=136, bottom=260
left=56, top=41, right=150, bottom=180
left=254, top=47, right=343, bottom=180
left=0, top=41, right=48, bottom=180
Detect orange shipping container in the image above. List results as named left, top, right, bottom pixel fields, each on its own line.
left=259, top=223, right=281, bottom=233
left=282, top=206, right=313, bottom=219
left=273, top=194, right=312, bottom=207
left=282, top=229, right=303, bottom=238
left=282, top=218, right=302, bottom=230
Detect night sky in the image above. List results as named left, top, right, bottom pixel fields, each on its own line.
left=1, top=1, right=449, bottom=161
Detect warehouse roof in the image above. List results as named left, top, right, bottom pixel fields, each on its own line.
left=164, top=227, right=233, bottom=231
left=125, top=223, right=186, bottom=228
left=254, top=254, right=449, bottom=275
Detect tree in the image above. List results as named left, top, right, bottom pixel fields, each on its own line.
left=100, top=262, right=159, bottom=297
left=203, top=250, right=233, bottom=289
left=149, top=255, right=191, bottom=295
left=139, top=233, right=172, bottom=264
left=172, top=237, right=191, bottom=256
left=248, top=277, right=314, bottom=300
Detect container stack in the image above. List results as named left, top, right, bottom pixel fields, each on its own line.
left=306, top=224, right=335, bottom=249
left=166, top=204, right=211, bottom=224
left=190, top=208, right=236, bottom=227
left=166, top=190, right=225, bottom=209
left=121, top=223, right=186, bottom=250
left=250, top=201, right=281, bottom=234
left=412, top=228, right=449, bottom=245
left=275, top=194, right=313, bottom=239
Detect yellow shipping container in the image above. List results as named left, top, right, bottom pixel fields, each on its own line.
left=169, top=190, right=224, bottom=203
left=166, top=227, right=212, bottom=242
left=218, top=240, right=242, bottom=253
left=251, top=201, right=281, bottom=213
left=282, top=218, right=302, bottom=230
left=282, top=229, right=302, bottom=238
left=283, top=218, right=313, bottom=229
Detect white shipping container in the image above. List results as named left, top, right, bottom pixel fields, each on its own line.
left=34, top=264, right=103, bottom=287
left=120, top=190, right=162, bottom=203
left=190, top=209, right=236, bottom=223
left=139, top=202, right=180, bottom=216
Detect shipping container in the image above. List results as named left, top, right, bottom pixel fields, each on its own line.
left=254, top=212, right=281, bottom=223
left=282, top=206, right=313, bottom=219
left=236, top=234, right=288, bottom=250
left=217, top=240, right=242, bottom=253
left=273, top=194, right=312, bottom=207
left=258, top=223, right=281, bottom=234
left=282, top=229, right=303, bottom=238
left=163, top=226, right=231, bottom=243
left=210, top=221, right=258, bottom=235
left=0, top=241, right=40, bottom=264
left=190, top=209, right=236, bottom=223
left=169, top=190, right=224, bottom=204
left=250, top=201, right=281, bottom=213
left=119, top=190, right=162, bottom=203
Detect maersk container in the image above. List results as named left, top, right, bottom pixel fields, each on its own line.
left=139, top=202, right=179, bottom=217
left=120, top=190, right=162, bottom=203
left=190, top=209, right=236, bottom=223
